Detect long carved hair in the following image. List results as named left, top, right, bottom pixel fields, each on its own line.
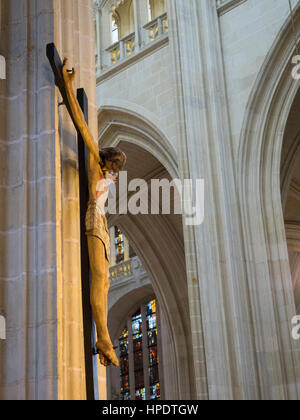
left=99, top=147, right=127, bottom=172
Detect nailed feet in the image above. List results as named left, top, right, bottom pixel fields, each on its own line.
left=97, top=339, right=119, bottom=368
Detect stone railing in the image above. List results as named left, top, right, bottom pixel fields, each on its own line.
left=110, top=259, right=133, bottom=282
left=109, top=256, right=146, bottom=285
left=106, top=32, right=135, bottom=65
left=124, top=32, right=136, bottom=57
left=143, top=12, right=168, bottom=45
left=102, top=13, right=168, bottom=71
left=108, top=257, right=151, bottom=311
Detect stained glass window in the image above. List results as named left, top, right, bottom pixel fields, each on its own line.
left=148, top=330, right=157, bottom=347
left=118, top=299, right=161, bottom=400
left=135, top=388, right=146, bottom=400
left=146, top=299, right=160, bottom=399
left=119, top=327, right=130, bottom=400
left=115, top=226, right=125, bottom=264
left=146, top=299, right=156, bottom=316
left=150, top=383, right=160, bottom=400
left=132, top=308, right=145, bottom=400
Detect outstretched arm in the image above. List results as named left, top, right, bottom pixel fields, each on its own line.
left=61, top=58, right=101, bottom=164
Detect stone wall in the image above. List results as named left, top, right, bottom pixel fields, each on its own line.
left=96, top=0, right=300, bottom=400
left=219, top=0, right=299, bottom=154
left=0, top=0, right=299, bottom=400
left=97, top=43, right=177, bottom=150
left=0, top=0, right=99, bottom=400
left=0, top=0, right=58, bottom=400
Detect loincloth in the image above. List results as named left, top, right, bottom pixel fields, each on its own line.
left=85, top=201, right=110, bottom=262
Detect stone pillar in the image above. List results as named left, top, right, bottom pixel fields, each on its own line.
left=156, top=301, right=164, bottom=400
left=137, top=0, right=150, bottom=46
left=0, top=0, right=101, bottom=400
left=132, top=0, right=140, bottom=52
left=0, top=0, right=59, bottom=400
left=167, top=0, right=257, bottom=400
left=101, top=5, right=113, bottom=57
left=124, top=236, right=130, bottom=261
left=141, top=0, right=151, bottom=24
left=141, top=304, right=150, bottom=399
left=55, top=0, right=99, bottom=401
left=94, top=1, right=102, bottom=76
left=166, top=0, right=300, bottom=400
left=127, top=318, right=135, bottom=399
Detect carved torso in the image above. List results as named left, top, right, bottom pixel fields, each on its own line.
left=85, top=163, right=111, bottom=262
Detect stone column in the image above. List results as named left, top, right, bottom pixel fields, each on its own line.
left=166, top=0, right=259, bottom=400
left=141, top=304, right=150, bottom=399
left=140, top=0, right=151, bottom=23
left=127, top=318, right=135, bottom=399
left=167, top=0, right=300, bottom=400
left=0, top=0, right=59, bottom=400
left=94, top=1, right=102, bottom=76
left=54, top=0, right=100, bottom=401
left=132, top=0, right=140, bottom=52
left=0, top=0, right=101, bottom=400
left=100, top=4, right=113, bottom=68
left=124, top=236, right=130, bottom=261
left=138, top=0, right=150, bottom=46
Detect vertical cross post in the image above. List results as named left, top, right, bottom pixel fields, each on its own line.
left=77, top=88, right=99, bottom=401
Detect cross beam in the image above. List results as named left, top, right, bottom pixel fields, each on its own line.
left=46, top=43, right=98, bottom=401
left=46, top=43, right=78, bottom=128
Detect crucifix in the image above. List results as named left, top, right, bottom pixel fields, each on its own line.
left=46, top=43, right=126, bottom=400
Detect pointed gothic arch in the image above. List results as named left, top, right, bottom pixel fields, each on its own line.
left=98, top=106, right=195, bottom=399
left=237, top=4, right=300, bottom=399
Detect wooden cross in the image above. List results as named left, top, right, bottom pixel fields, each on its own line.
left=46, top=43, right=99, bottom=401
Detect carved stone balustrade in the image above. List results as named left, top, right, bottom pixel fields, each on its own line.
left=143, top=13, right=168, bottom=45
left=109, top=256, right=147, bottom=286
left=105, top=32, right=135, bottom=65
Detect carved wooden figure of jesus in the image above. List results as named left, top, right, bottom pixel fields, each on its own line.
left=62, top=58, right=126, bottom=367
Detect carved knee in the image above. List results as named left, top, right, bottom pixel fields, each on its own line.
left=90, top=264, right=106, bottom=283
left=104, top=280, right=110, bottom=293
